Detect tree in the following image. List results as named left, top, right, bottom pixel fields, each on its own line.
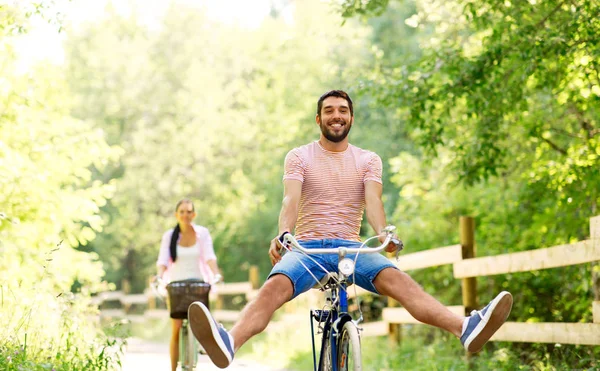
left=0, top=2, right=122, bottom=366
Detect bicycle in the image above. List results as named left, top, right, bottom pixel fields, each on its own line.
left=151, top=275, right=221, bottom=371
left=279, top=225, right=402, bottom=371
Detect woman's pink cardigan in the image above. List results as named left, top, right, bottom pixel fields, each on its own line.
left=156, top=224, right=217, bottom=283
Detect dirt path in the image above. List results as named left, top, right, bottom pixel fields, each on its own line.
left=120, top=337, right=290, bottom=371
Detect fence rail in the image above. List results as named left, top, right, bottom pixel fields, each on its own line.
left=93, top=275, right=261, bottom=320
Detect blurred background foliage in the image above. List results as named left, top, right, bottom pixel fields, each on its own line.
left=1, top=0, right=599, bottom=368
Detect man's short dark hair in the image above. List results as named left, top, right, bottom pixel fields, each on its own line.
left=317, top=90, right=353, bottom=117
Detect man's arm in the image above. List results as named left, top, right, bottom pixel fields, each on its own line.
left=278, top=179, right=302, bottom=235
left=269, top=179, right=302, bottom=265
left=365, top=180, right=387, bottom=235
left=365, top=180, right=398, bottom=252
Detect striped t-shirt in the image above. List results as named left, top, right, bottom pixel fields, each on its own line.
left=283, top=141, right=383, bottom=241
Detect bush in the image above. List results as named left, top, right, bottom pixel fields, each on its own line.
left=0, top=281, right=126, bottom=371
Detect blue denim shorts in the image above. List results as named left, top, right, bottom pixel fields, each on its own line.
left=267, top=239, right=398, bottom=300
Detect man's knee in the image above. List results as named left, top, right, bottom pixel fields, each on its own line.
left=373, top=267, right=411, bottom=296
left=258, top=274, right=294, bottom=304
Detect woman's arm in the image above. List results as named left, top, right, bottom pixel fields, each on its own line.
left=156, top=230, right=172, bottom=277
left=198, top=227, right=221, bottom=281
left=206, top=259, right=221, bottom=280
left=157, top=264, right=167, bottom=278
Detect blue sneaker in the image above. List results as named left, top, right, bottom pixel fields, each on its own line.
left=188, top=301, right=235, bottom=368
left=460, top=291, right=513, bottom=353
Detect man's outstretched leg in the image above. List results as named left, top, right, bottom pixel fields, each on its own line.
left=374, top=267, right=512, bottom=353
left=188, top=274, right=293, bottom=368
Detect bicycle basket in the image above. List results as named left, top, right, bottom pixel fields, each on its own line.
left=166, top=279, right=211, bottom=319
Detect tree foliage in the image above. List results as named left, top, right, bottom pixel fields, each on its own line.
left=1, top=2, right=123, bottom=368
left=64, top=0, right=376, bottom=289
left=341, top=0, right=600, bottom=365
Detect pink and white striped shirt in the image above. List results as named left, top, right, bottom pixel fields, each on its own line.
left=283, top=141, right=383, bottom=242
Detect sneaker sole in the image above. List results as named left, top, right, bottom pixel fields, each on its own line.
left=188, top=302, right=232, bottom=368
left=465, top=291, right=513, bottom=353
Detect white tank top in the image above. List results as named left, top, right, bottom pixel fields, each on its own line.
left=168, top=241, right=204, bottom=282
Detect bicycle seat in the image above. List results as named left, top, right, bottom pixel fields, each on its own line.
left=311, top=272, right=353, bottom=289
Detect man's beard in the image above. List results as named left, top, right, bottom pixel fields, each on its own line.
left=320, top=120, right=352, bottom=143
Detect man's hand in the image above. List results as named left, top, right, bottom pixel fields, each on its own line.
left=269, top=236, right=284, bottom=266
left=379, top=233, right=402, bottom=253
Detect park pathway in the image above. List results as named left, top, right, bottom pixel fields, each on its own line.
left=121, top=337, right=291, bottom=371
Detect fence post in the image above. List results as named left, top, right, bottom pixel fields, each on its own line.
left=387, top=298, right=402, bottom=345
left=460, top=216, right=477, bottom=364
left=121, top=279, right=131, bottom=313
left=122, top=279, right=131, bottom=294
left=386, top=251, right=402, bottom=345
left=249, top=265, right=260, bottom=290
left=215, top=292, right=224, bottom=311
left=460, top=216, right=477, bottom=315
left=591, top=216, right=600, bottom=323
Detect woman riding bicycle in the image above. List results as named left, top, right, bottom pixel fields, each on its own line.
left=156, top=198, right=223, bottom=371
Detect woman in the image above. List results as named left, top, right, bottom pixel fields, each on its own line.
left=156, top=198, right=222, bottom=371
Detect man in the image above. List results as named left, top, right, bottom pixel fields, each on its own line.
left=188, top=90, right=513, bottom=369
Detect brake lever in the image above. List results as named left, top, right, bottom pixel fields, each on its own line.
left=276, top=237, right=288, bottom=255
left=391, top=238, right=404, bottom=261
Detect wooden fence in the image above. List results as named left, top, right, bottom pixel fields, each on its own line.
left=93, top=265, right=263, bottom=323
left=354, top=215, right=600, bottom=347
left=95, top=215, right=600, bottom=346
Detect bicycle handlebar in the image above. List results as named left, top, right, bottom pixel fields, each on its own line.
left=150, top=274, right=223, bottom=301
left=281, top=225, right=403, bottom=256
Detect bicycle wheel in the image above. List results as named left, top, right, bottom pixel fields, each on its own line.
left=188, top=321, right=199, bottom=368
left=337, top=321, right=362, bottom=371
left=180, top=322, right=196, bottom=370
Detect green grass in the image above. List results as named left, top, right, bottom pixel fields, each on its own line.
left=0, top=315, right=127, bottom=371
left=0, top=285, right=127, bottom=371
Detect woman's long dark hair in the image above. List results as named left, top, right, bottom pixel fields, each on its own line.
left=169, top=198, right=194, bottom=262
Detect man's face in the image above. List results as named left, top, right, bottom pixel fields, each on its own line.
left=316, top=96, right=353, bottom=143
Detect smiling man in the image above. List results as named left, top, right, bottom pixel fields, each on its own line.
left=188, top=90, right=513, bottom=369
left=318, top=92, right=353, bottom=143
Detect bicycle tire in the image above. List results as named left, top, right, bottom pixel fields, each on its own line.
left=180, top=322, right=197, bottom=370
left=337, top=321, right=362, bottom=371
